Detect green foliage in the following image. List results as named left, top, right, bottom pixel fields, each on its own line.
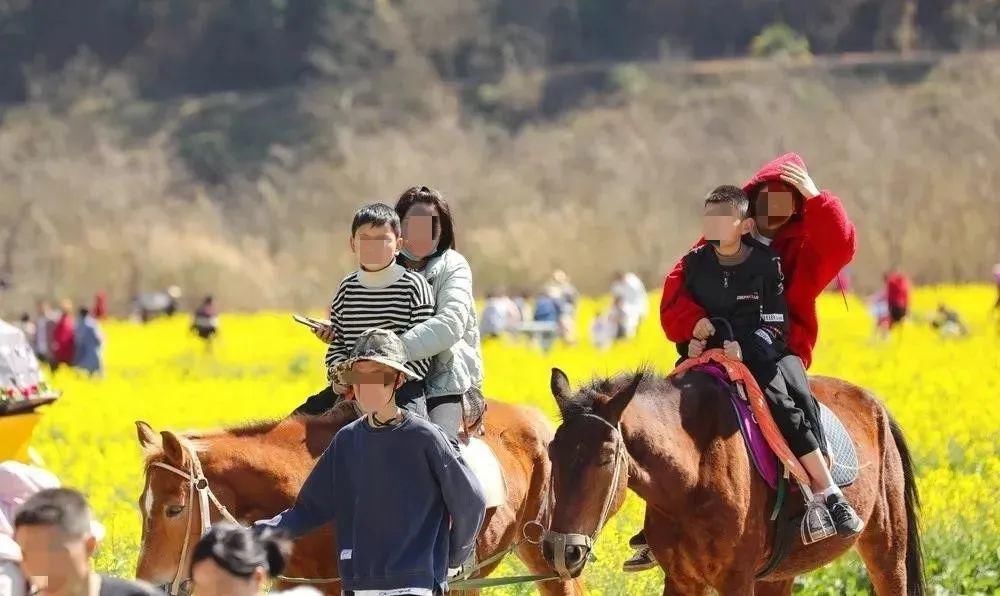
left=750, top=23, right=812, bottom=60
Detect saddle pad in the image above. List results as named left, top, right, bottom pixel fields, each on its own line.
left=459, top=438, right=507, bottom=509
left=698, top=363, right=859, bottom=490
left=821, top=402, right=859, bottom=487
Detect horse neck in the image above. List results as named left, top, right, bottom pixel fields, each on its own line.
left=197, top=416, right=345, bottom=520
left=619, top=388, right=707, bottom=507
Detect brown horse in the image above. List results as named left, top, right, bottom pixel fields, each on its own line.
left=134, top=399, right=584, bottom=595
left=541, top=367, right=924, bottom=595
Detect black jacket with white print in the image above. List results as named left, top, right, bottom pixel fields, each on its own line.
left=677, top=237, right=789, bottom=364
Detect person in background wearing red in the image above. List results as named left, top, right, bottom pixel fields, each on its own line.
left=883, top=267, right=911, bottom=329
left=49, top=300, right=76, bottom=373
left=625, top=153, right=857, bottom=572
left=92, top=291, right=108, bottom=320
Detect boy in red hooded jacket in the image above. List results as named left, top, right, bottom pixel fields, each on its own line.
left=624, top=154, right=861, bottom=571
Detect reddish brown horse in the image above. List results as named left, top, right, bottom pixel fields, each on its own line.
left=541, top=367, right=924, bottom=595
left=134, top=399, right=584, bottom=595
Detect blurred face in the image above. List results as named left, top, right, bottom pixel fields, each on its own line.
left=15, top=524, right=94, bottom=594
left=702, top=203, right=750, bottom=248
left=351, top=223, right=401, bottom=270
left=344, top=360, right=404, bottom=414
left=191, top=559, right=265, bottom=596
left=754, top=184, right=796, bottom=233
left=401, top=203, right=441, bottom=259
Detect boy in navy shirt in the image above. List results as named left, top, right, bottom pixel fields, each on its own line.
left=256, top=329, right=486, bottom=596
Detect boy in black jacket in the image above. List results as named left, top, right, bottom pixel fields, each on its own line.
left=680, top=186, right=862, bottom=532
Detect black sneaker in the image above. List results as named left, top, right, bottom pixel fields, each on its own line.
left=622, top=545, right=657, bottom=572
left=826, top=494, right=865, bottom=536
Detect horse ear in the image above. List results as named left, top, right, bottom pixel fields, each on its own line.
left=160, top=431, right=188, bottom=467
left=550, top=368, right=572, bottom=413
left=604, top=371, right=644, bottom=425
left=135, top=421, right=161, bottom=452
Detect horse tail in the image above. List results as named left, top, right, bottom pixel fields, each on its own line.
left=887, top=410, right=925, bottom=595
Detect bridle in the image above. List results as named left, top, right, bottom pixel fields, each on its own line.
left=144, top=439, right=244, bottom=596
left=544, top=413, right=627, bottom=579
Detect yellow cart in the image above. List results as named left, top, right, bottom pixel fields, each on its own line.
left=0, top=319, right=59, bottom=462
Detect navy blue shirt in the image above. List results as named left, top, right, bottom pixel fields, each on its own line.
left=256, top=412, right=486, bottom=593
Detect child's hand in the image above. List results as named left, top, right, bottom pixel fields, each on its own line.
left=779, top=163, right=820, bottom=199
left=693, top=318, right=715, bottom=340
left=312, top=323, right=335, bottom=344
left=688, top=339, right=706, bottom=358
left=723, top=340, right=742, bottom=361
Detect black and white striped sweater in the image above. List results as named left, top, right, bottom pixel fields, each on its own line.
left=324, top=263, right=434, bottom=380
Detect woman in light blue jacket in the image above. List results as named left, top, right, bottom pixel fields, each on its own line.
left=394, top=186, right=485, bottom=444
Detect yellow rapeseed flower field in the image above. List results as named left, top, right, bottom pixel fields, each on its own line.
left=30, top=285, right=1000, bottom=594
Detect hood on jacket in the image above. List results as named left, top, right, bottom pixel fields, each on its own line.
left=742, top=152, right=807, bottom=221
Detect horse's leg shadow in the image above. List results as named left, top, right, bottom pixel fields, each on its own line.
left=514, top=540, right=585, bottom=595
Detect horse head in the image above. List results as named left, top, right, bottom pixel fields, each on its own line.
left=542, top=367, right=645, bottom=578
left=134, top=421, right=208, bottom=595
left=132, top=404, right=358, bottom=594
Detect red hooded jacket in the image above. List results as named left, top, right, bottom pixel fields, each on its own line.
left=885, top=273, right=910, bottom=309
left=659, top=153, right=856, bottom=369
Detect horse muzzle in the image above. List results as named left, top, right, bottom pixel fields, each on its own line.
left=541, top=531, right=593, bottom=578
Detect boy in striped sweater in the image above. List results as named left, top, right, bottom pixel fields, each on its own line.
left=313, top=202, right=435, bottom=417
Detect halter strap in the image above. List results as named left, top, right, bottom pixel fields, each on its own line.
left=545, top=413, right=628, bottom=579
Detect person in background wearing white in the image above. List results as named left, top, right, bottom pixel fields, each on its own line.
left=610, top=271, right=648, bottom=338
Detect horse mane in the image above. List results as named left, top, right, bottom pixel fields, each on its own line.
left=143, top=402, right=358, bottom=463
left=560, top=365, right=659, bottom=421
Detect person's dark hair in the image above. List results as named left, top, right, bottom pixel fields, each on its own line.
left=14, top=488, right=92, bottom=537
left=704, top=185, right=750, bottom=219
left=20, top=312, right=30, bottom=322
left=394, top=186, right=456, bottom=254
left=191, top=523, right=292, bottom=579
left=78, top=307, right=90, bottom=318
left=352, top=203, right=402, bottom=238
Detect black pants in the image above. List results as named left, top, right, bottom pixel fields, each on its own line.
left=292, top=381, right=428, bottom=419
left=744, top=351, right=821, bottom=459
left=775, top=354, right=827, bottom=457
left=428, top=394, right=463, bottom=444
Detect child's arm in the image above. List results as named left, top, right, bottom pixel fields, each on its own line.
left=324, top=284, right=349, bottom=385
left=400, top=254, right=472, bottom=361
left=405, top=278, right=436, bottom=380
left=426, top=430, right=486, bottom=569
left=254, top=437, right=339, bottom=538
left=660, top=243, right=709, bottom=343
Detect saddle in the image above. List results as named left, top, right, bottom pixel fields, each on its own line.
left=671, top=350, right=861, bottom=567
left=671, top=350, right=859, bottom=492
left=459, top=438, right=507, bottom=510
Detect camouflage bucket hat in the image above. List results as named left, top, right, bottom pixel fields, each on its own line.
left=332, top=328, right=422, bottom=385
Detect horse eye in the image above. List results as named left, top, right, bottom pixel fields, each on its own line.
left=165, top=504, right=185, bottom=518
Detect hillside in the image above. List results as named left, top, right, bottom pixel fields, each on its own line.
left=1, top=2, right=999, bottom=313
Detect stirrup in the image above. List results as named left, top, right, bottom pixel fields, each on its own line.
left=800, top=500, right=836, bottom=545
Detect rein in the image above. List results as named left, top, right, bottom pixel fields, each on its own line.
left=545, top=412, right=627, bottom=579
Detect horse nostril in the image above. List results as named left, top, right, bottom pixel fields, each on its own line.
left=566, top=545, right=584, bottom=565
